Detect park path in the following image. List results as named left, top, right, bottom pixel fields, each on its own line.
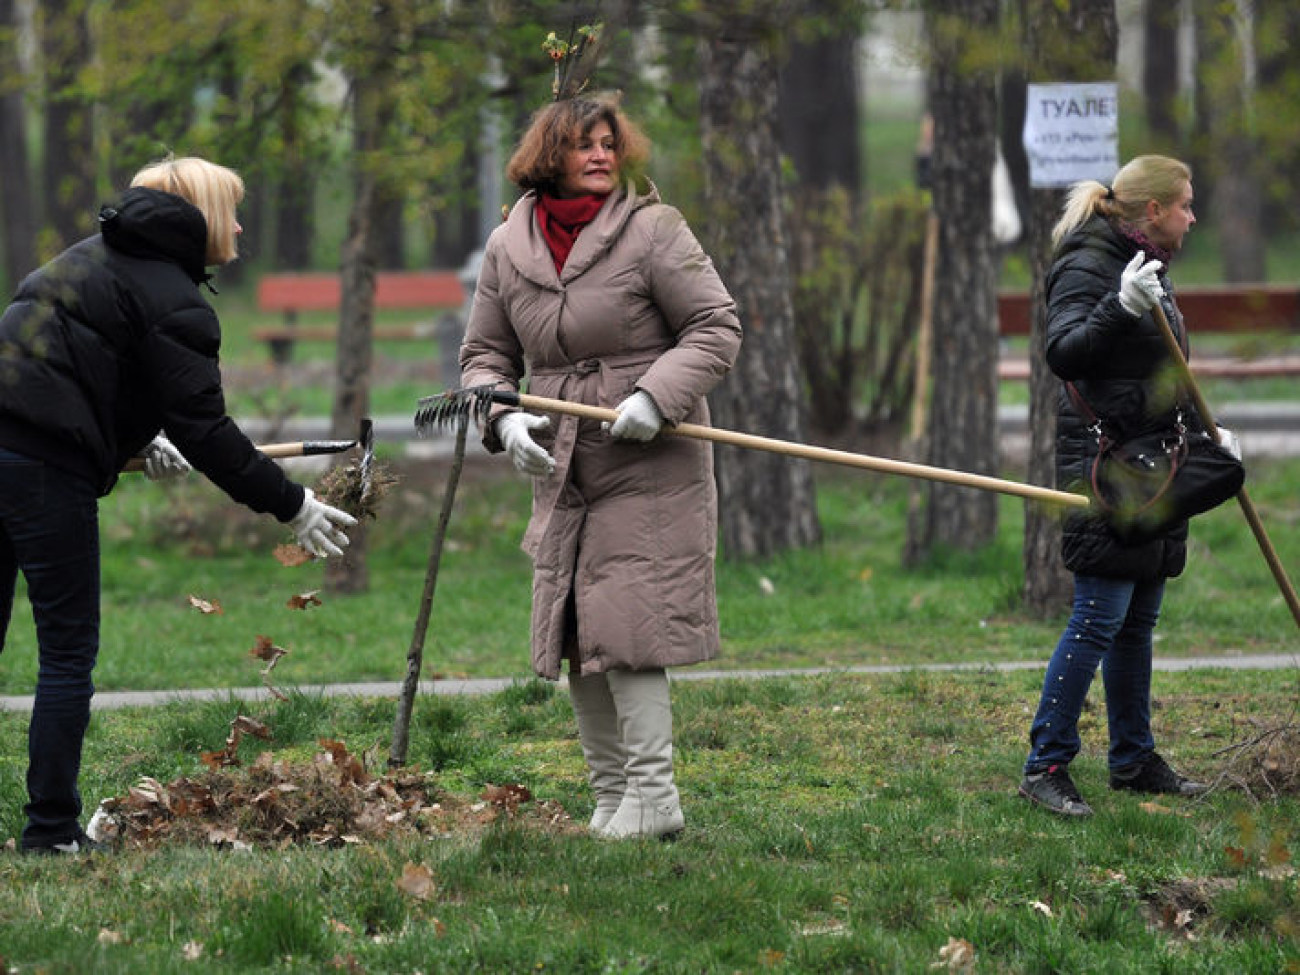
left=1, top=653, right=1295, bottom=712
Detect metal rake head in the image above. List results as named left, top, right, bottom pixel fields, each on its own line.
left=414, top=385, right=504, bottom=437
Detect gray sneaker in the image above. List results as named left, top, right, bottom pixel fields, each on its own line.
left=1019, top=764, right=1094, bottom=817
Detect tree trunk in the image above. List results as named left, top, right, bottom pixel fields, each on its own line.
left=1195, top=0, right=1265, bottom=283
left=1143, top=0, right=1182, bottom=151
left=1019, top=0, right=1118, bottom=617
left=372, top=190, right=406, bottom=270
left=40, top=0, right=95, bottom=256
left=698, top=29, right=820, bottom=561
left=1021, top=190, right=1072, bottom=614
left=777, top=25, right=861, bottom=195
left=326, top=4, right=400, bottom=595
left=0, top=0, right=36, bottom=290
left=906, top=0, right=1000, bottom=561
left=274, top=62, right=317, bottom=270
left=1255, top=6, right=1300, bottom=236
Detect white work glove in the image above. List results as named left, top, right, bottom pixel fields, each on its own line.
left=289, top=488, right=358, bottom=559
left=141, top=434, right=191, bottom=481
left=495, top=411, right=556, bottom=476
left=1117, top=252, right=1164, bottom=317
left=604, top=390, right=663, bottom=442
left=1217, top=426, right=1242, bottom=462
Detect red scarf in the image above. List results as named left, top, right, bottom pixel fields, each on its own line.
left=536, top=193, right=607, bottom=273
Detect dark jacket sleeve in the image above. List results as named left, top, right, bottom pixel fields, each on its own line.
left=138, top=302, right=305, bottom=522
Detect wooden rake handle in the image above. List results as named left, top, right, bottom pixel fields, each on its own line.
left=510, top=392, right=1090, bottom=510
left=122, top=439, right=357, bottom=474
left=1151, top=305, right=1300, bottom=629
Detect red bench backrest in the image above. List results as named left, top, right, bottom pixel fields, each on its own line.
left=257, top=272, right=465, bottom=311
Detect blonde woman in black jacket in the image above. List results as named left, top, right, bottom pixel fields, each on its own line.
left=0, top=156, right=356, bottom=853
left=1018, top=155, right=1238, bottom=818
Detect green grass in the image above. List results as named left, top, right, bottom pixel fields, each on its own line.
left=2, top=453, right=1295, bottom=697
left=1, top=668, right=1298, bottom=972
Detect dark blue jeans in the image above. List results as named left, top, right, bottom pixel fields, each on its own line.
left=1024, top=574, right=1165, bottom=776
left=0, top=448, right=100, bottom=848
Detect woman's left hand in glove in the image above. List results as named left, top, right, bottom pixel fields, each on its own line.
left=1217, top=425, right=1242, bottom=462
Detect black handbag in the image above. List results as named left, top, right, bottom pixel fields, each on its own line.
left=1067, top=383, right=1245, bottom=542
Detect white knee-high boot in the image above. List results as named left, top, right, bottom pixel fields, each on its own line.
left=568, top=672, right=627, bottom=832
left=599, top=669, right=684, bottom=839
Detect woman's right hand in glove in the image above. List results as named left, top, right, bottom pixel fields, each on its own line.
left=1118, top=252, right=1164, bottom=317
left=289, top=488, right=358, bottom=558
left=495, top=411, right=556, bottom=476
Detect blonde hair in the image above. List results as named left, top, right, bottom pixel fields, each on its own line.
left=131, top=155, right=245, bottom=265
left=505, top=92, right=650, bottom=192
left=1051, top=154, right=1192, bottom=248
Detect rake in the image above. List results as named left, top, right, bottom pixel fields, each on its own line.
left=414, top=386, right=1091, bottom=510
left=1152, top=305, right=1300, bottom=629
left=122, top=437, right=358, bottom=474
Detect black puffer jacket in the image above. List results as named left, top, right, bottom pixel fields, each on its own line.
left=1046, top=215, right=1203, bottom=580
left=0, top=187, right=304, bottom=520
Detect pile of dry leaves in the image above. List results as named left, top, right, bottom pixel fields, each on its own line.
left=88, top=723, right=577, bottom=850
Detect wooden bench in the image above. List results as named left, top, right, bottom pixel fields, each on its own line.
left=254, top=271, right=466, bottom=364
left=997, top=284, right=1300, bottom=336
left=997, top=283, right=1300, bottom=381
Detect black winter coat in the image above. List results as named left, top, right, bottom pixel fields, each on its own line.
left=0, top=187, right=304, bottom=520
left=1045, top=215, right=1203, bottom=580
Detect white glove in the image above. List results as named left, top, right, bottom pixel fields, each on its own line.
left=1117, top=252, right=1164, bottom=317
left=605, top=390, right=663, bottom=442
left=495, top=411, right=555, bottom=476
left=289, top=488, right=357, bottom=559
left=141, top=434, right=191, bottom=481
left=1217, top=426, right=1242, bottom=462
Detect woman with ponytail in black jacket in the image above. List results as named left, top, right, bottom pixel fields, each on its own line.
left=1017, top=155, right=1239, bottom=818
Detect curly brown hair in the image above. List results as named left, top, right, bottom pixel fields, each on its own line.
left=505, top=93, right=651, bottom=193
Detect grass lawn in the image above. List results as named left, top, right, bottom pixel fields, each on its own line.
left=0, top=454, right=1295, bottom=696
left=1, top=270, right=1298, bottom=971
left=1, top=666, right=1298, bottom=972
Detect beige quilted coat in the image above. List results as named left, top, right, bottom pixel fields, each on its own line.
left=459, top=181, right=742, bottom=680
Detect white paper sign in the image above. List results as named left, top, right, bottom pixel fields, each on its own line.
left=1022, top=82, right=1119, bottom=188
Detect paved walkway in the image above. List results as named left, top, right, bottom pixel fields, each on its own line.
left=1, top=654, right=1295, bottom=713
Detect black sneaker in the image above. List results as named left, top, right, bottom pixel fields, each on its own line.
left=1019, top=764, right=1094, bottom=817
left=20, top=830, right=105, bottom=856
left=1110, top=752, right=1207, bottom=796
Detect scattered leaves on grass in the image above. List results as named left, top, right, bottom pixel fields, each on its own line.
left=931, top=937, right=976, bottom=973
left=1141, top=877, right=1234, bottom=939
left=91, top=737, right=578, bottom=851
left=187, top=594, right=223, bottom=615
left=1140, top=800, right=1191, bottom=817
left=287, top=589, right=323, bottom=610
left=396, top=862, right=436, bottom=900
left=200, top=714, right=273, bottom=769
left=480, top=783, right=532, bottom=812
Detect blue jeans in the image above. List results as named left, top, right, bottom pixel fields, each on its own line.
left=0, top=448, right=100, bottom=848
left=1024, top=574, right=1165, bottom=776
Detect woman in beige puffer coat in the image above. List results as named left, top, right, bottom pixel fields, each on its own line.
left=459, top=93, right=742, bottom=839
